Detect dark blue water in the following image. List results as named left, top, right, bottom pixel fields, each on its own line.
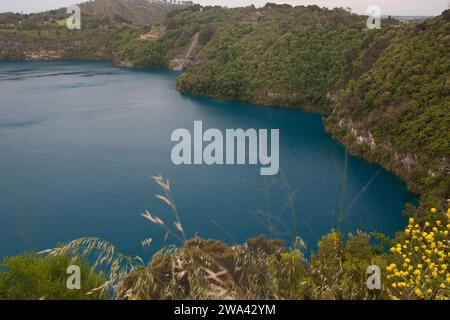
left=0, top=61, right=417, bottom=257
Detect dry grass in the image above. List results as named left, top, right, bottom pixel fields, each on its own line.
left=46, top=174, right=389, bottom=300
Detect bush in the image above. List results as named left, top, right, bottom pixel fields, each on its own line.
left=309, top=231, right=387, bottom=300
left=386, top=208, right=450, bottom=300
left=0, top=253, right=105, bottom=300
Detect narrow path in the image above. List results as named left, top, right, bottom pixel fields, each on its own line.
left=173, top=32, right=199, bottom=71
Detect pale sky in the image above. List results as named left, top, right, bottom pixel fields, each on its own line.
left=0, top=0, right=448, bottom=16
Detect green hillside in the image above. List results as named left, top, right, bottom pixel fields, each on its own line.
left=0, top=0, right=190, bottom=61
left=0, top=0, right=188, bottom=28
left=326, top=12, right=450, bottom=199
left=176, top=5, right=369, bottom=111
left=79, top=0, right=187, bottom=26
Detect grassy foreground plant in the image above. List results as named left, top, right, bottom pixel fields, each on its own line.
left=32, top=177, right=448, bottom=300
left=0, top=253, right=105, bottom=300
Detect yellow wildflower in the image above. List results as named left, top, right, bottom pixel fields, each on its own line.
left=415, top=288, right=423, bottom=297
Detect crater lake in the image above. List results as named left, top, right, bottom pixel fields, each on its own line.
left=0, top=61, right=418, bottom=257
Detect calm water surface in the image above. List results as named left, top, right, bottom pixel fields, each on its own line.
left=0, top=62, right=417, bottom=257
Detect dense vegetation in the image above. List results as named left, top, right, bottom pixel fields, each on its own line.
left=0, top=0, right=187, bottom=28
left=78, top=0, right=188, bottom=27
left=0, top=254, right=105, bottom=300
left=2, top=205, right=448, bottom=300
left=114, top=233, right=389, bottom=300
left=0, top=0, right=190, bottom=62
left=327, top=12, right=450, bottom=199
left=114, top=5, right=233, bottom=67
left=177, top=5, right=369, bottom=110
left=0, top=27, right=140, bottom=61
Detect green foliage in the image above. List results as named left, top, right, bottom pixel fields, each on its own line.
left=309, top=231, right=386, bottom=299
left=0, top=253, right=105, bottom=300
left=17, top=19, right=39, bottom=31
left=94, top=6, right=232, bottom=68
left=176, top=6, right=369, bottom=111
left=115, top=38, right=167, bottom=67
left=79, top=0, right=186, bottom=27
left=0, top=50, right=25, bottom=60
left=326, top=12, right=450, bottom=197
left=385, top=208, right=450, bottom=300
left=245, top=235, right=285, bottom=255
left=0, top=0, right=187, bottom=30
left=113, top=233, right=385, bottom=300
left=0, top=27, right=140, bottom=61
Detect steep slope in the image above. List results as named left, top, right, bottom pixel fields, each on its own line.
left=113, top=5, right=234, bottom=67
left=78, top=0, right=186, bottom=26
left=0, top=0, right=187, bottom=28
left=0, top=0, right=188, bottom=61
left=326, top=12, right=450, bottom=199
left=176, top=5, right=370, bottom=111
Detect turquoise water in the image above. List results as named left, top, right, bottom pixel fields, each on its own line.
left=0, top=61, right=417, bottom=257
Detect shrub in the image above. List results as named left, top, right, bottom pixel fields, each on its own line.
left=0, top=253, right=105, bottom=300
left=309, top=231, right=387, bottom=300
left=386, top=208, right=450, bottom=300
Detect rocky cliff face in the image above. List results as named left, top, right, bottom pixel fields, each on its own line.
left=0, top=38, right=23, bottom=51
left=330, top=116, right=448, bottom=197
left=23, top=50, right=65, bottom=60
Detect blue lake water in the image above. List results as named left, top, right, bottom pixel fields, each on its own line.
left=0, top=61, right=417, bottom=257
